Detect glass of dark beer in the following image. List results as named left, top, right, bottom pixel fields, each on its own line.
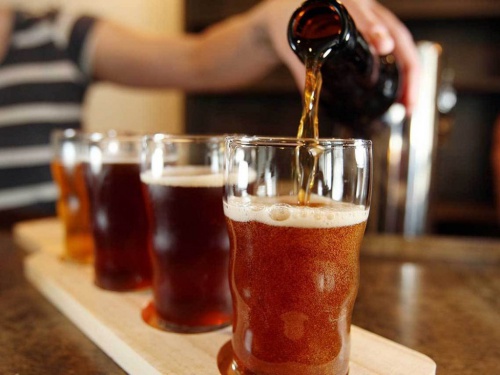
left=51, top=129, right=94, bottom=263
left=140, top=134, right=232, bottom=333
left=224, top=136, right=372, bottom=375
left=83, top=132, right=152, bottom=291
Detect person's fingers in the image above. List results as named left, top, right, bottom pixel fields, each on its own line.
left=343, top=0, right=420, bottom=113
left=341, top=0, right=394, bottom=55
left=372, top=3, right=420, bottom=113
left=267, top=0, right=420, bottom=113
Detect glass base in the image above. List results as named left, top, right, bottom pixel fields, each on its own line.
left=94, top=276, right=151, bottom=292
left=216, top=340, right=350, bottom=375
left=217, top=340, right=240, bottom=374
left=141, top=301, right=231, bottom=334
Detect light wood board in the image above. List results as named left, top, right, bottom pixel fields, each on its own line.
left=17, top=218, right=436, bottom=375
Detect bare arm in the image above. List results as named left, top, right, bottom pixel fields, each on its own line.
left=91, top=0, right=419, bottom=112
left=91, top=7, right=281, bottom=92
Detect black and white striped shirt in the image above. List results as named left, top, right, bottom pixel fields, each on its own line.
left=0, top=10, right=96, bottom=222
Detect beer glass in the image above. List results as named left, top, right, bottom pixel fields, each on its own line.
left=141, top=134, right=231, bottom=333
left=224, top=136, right=372, bottom=375
left=51, top=129, right=93, bottom=263
left=83, top=132, right=152, bottom=291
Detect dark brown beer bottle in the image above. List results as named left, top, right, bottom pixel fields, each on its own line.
left=288, top=0, right=401, bottom=131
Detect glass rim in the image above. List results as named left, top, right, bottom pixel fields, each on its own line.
left=143, top=133, right=231, bottom=144
left=50, top=128, right=85, bottom=144
left=226, top=135, right=371, bottom=148
left=50, top=128, right=79, bottom=137
left=87, top=130, right=142, bottom=141
left=74, top=131, right=147, bottom=147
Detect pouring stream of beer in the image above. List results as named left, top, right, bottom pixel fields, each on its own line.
left=296, top=57, right=324, bottom=205
left=297, top=58, right=322, bottom=140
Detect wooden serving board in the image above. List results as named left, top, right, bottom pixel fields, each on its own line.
left=16, top=219, right=436, bottom=375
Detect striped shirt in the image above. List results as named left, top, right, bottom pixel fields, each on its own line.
left=0, top=10, right=96, bottom=223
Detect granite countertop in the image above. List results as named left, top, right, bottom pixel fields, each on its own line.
left=1, top=229, right=500, bottom=374
left=0, top=231, right=125, bottom=375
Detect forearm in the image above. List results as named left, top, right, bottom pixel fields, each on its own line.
left=91, top=4, right=281, bottom=92
left=179, top=9, right=280, bottom=92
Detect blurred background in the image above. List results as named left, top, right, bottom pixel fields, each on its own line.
left=2, top=0, right=499, bottom=238
left=184, top=0, right=500, bottom=239
left=0, top=0, right=185, bottom=135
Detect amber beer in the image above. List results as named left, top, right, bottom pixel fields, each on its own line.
left=84, top=135, right=152, bottom=291
left=51, top=129, right=93, bottom=263
left=224, top=136, right=372, bottom=375
left=140, top=134, right=230, bottom=332
left=225, top=197, right=367, bottom=375
left=51, top=160, right=93, bottom=262
left=141, top=165, right=231, bottom=332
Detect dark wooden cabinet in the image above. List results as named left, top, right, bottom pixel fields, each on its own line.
left=184, top=0, right=500, bottom=236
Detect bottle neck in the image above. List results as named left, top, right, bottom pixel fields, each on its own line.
left=288, top=0, right=401, bottom=129
left=288, top=0, right=376, bottom=80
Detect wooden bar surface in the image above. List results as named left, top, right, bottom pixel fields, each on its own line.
left=16, top=218, right=436, bottom=375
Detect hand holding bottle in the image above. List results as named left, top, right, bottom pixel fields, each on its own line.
left=340, top=0, right=420, bottom=114
left=91, top=0, right=418, bottom=115
left=261, top=0, right=419, bottom=115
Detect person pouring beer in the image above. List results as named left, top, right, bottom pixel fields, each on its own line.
left=0, top=0, right=419, bottom=226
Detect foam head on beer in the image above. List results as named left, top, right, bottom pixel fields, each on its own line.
left=224, top=196, right=369, bottom=228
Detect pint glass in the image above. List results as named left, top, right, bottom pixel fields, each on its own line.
left=84, top=133, right=152, bottom=291
left=224, top=136, right=372, bottom=375
left=51, top=129, right=93, bottom=263
left=141, top=134, right=231, bottom=332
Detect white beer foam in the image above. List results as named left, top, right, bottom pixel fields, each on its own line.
left=224, top=196, right=368, bottom=228
left=141, top=166, right=223, bottom=187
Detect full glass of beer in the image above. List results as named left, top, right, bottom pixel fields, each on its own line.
left=83, top=132, right=152, bottom=291
left=51, top=129, right=93, bottom=263
left=224, top=136, right=371, bottom=375
left=140, top=134, right=232, bottom=333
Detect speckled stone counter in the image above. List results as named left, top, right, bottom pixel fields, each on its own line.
left=357, top=235, right=500, bottom=375
left=0, top=231, right=125, bottom=375
left=1, top=230, right=499, bottom=374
